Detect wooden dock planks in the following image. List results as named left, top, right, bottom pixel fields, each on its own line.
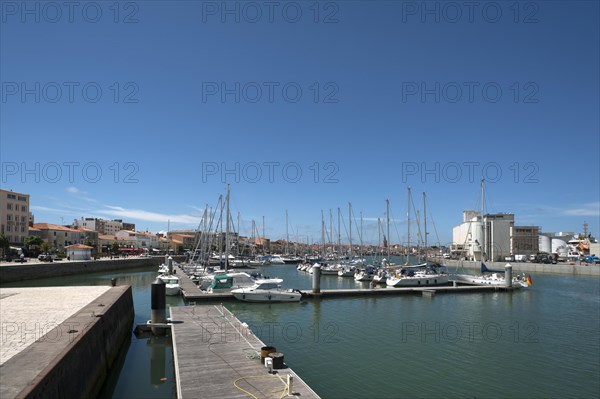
left=170, top=305, right=320, bottom=399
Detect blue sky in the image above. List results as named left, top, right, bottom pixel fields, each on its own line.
left=1, top=0, right=599, bottom=245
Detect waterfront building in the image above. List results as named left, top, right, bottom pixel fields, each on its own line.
left=115, top=230, right=160, bottom=250
left=33, top=223, right=99, bottom=251
left=65, top=244, right=93, bottom=260
left=510, top=226, right=540, bottom=257
left=98, top=234, right=135, bottom=253
left=73, top=217, right=136, bottom=235
left=452, top=211, right=514, bottom=261
left=0, top=188, right=30, bottom=247
left=169, top=233, right=196, bottom=253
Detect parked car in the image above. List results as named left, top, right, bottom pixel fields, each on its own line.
left=514, top=255, right=528, bottom=262
left=38, top=253, right=54, bottom=262
left=584, top=255, right=600, bottom=264
left=535, top=254, right=557, bottom=264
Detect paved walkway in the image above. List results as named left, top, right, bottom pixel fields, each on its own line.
left=0, top=286, right=111, bottom=365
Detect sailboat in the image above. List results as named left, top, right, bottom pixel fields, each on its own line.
left=157, top=256, right=181, bottom=295
left=386, top=188, right=449, bottom=287
left=452, top=179, right=532, bottom=289
left=372, top=201, right=394, bottom=284
left=455, top=262, right=531, bottom=288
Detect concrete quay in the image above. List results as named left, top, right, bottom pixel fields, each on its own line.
left=0, top=257, right=160, bottom=283
left=0, top=285, right=134, bottom=399
left=445, top=260, right=600, bottom=276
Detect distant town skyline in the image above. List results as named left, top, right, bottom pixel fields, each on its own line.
left=4, top=185, right=597, bottom=247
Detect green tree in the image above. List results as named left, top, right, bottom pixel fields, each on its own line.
left=41, top=242, right=52, bottom=254
left=111, top=242, right=120, bottom=254
left=24, top=235, right=44, bottom=256
left=0, top=234, right=10, bottom=257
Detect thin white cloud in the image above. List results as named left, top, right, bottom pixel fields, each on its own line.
left=362, top=217, right=406, bottom=223
left=31, top=205, right=71, bottom=214
left=65, top=187, right=97, bottom=203
left=563, top=202, right=600, bottom=217
left=96, top=205, right=201, bottom=224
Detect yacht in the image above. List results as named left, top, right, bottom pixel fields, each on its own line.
left=205, top=272, right=257, bottom=293
left=158, top=274, right=181, bottom=296
left=386, top=263, right=449, bottom=287
left=231, top=279, right=303, bottom=302
left=372, top=268, right=389, bottom=284
left=268, top=255, right=286, bottom=264
left=354, top=265, right=376, bottom=282
left=453, top=263, right=532, bottom=288
left=337, top=264, right=356, bottom=277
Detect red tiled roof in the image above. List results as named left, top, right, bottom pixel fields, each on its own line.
left=33, top=223, right=77, bottom=232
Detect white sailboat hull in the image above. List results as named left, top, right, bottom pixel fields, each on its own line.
left=386, top=274, right=448, bottom=287
left=158, top=274, right=181, bottom=296
left=453, top=274, right=527, bottom=288
left=231, top=289, right=302, bottom=302
left=354, top=273, right=374, bottom=282
left=165, top=284, right=181, bottom=296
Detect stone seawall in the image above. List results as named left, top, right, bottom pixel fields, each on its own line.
left=0, top=285, right=134, bottom=399
left=0, top=258, right=161, bottom=284
left=445, top=260, right=600, bottom=276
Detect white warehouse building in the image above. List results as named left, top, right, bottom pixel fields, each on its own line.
left=452, top=211, right=514, bottom=261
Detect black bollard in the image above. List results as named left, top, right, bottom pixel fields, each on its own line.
left=111, top=278, right=117, bottom=287
left=151, top=278, right=166, bottom=336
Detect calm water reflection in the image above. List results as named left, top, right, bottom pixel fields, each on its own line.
left=2, top=264, right=599, bottom=398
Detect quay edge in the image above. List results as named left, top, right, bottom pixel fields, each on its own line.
left=0, top=257, right=167, bottom=284
left=0, top=285, right=134, bottom=399
left=445, top=260, right=600, bottom=277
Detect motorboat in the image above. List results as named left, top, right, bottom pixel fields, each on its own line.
left=231, top=279, right=303, bottom=302
left=158, top=274, right=180, bottom=296
left=268, top=255, right=286, bottom=264
left=354, top=265, right=376, bottom=282
left=205, top=272, right=257, bottom=293
left=372, top=268, right=389, bottom=284
left=337, top=264, right=356, bottom=277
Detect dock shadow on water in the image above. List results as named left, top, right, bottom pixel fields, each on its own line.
left=98, top=334, right=176, bottom=399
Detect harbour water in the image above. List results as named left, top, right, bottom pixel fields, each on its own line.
left=2, top=262, right=598, bottom=398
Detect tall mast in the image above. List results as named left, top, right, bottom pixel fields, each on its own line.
left=321, top=210, right=325, bottom=257
left=285, top=209, right=289, bottom=254
left=225, top=184, right=230, bottom=271
left=237, top=211, right=241, bottom=257
left=423, top=192, right=427, bottom=261
left=219, top=197, right=224, bottom=262
left=481, top=178, right=486, bottom=262
left=360, top=211, right=363, bottom=256
left=337, top=208, right=341, bottom=247
left=348, top=203, right=353, bottom=259
left=329, top=209, right=333, bottom=246
left=378, top=217, right=381, bottom=256
left=386, top=199, right=390, bottom=259
left=406, top=187, right=411, bottom=265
